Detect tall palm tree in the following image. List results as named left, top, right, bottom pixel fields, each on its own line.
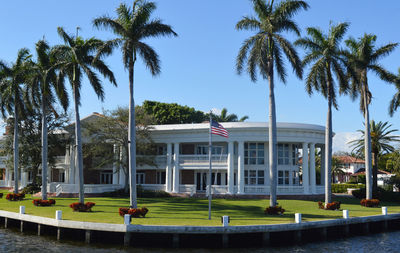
left=344, top=34, right=398, bottom=199
left=389, top=68, right=400, bottom=117
left=295, top=22, right=349, bottom=204
left=349, top=120, right=400, bottom=191
left=28, top=40, right=69, bottom=200
left=214, top=108, right=249, bottom=122
left=93, top=0, right=177, bottom=208
left=0, top=48, right=32, bottom=193
left=55, top=27, right=116, bottom=204
left=236, top=0, right=308, bottom=207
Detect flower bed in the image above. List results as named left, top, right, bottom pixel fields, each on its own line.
left=119, top=207, right=149, bottom=218
left=360, top=199, right=380, bottom=207
left=318, top=201, right=341, bottom=210
left=6, top=193, right=25, bottom=201
left=69, top=202, right=96, bottom=212
left=33, top=199, right=56, bottom=206
left=264, top=205, right=285, bottom=215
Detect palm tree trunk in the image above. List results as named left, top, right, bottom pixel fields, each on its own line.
left=73, top=85, right=85, bottom=204
left=13, top=108, right=19, bottom=194
left=372, top=152, right=378, bottom=191
left=325, top=95, right=333, bottom=204
left=41, top=95, right=48, bottom=200
left=268, top=67, right=277, bottom=207
left=363, top=88, right=373, bottom=199
left=128, top=58, right=137, bottom=208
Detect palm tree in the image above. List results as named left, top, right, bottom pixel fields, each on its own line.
left=93, top=0, right=177, bottom=208
left=55, top=27, right=116, bottom=204
left=28, top=40, right=69, bottom=200
left=389, top=68, right=400, bottom=117
left=0, top=48, right=32, bottom=193
left=214, top=108, right=249, bottom=122
left=349, top=120, right=400, bottom=192
left=236, top=0, right=308, bottom=207
left=344, top=34, right=398, bottom=199
left=295, top=22, right=350, bottom=204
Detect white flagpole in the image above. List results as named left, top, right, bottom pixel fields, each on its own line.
left=208, top=112, right=212, bottom=220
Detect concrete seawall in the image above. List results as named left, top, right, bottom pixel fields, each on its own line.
left=0, top=209, right=399, bottom=248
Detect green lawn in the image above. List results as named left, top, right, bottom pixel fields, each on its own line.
left=0, top=191, right=399, bottom=226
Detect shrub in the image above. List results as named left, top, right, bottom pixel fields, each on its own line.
left=6, top=193, right=25, bottom=201
left=0, top=193, right=3, bottom=198
left=69, top=202, right=96, bottom=212
left=21, top=184, right=41, bottom=194
left=318, top=201, right=341, bottom=210
left=332, top=183, right=365, bottom=193
left=118, top=207, right=149, bottom=218
left=264, top=205, right=285, bottom=215
left=103, top=186, right=170, bottom=198
left=352, top=187, right=400, bottom=202
left=360, top=199, right=380, bottom=207
left=32, top=199, right=56, bottom=207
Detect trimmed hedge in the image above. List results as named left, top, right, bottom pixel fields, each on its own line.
left=69, top=202, right=96, bottom=212
left=119, top=207, right=149, bottom=218
left=360, top=199, right=380, bottom=207
left=264, top=205, right=285, bottom=215
left=352, top=188, right=400, bottom=202
left=318, top=201, right=341, bottom=210
left=332, top=183, right=365, bottom=193
left=33, top=199, right=56, bottom=206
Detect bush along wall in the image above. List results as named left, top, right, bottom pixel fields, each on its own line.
left=332, top=183, right=365, bottom=193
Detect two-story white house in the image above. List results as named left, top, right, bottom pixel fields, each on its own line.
left=0, top=113, right=327, bottom=196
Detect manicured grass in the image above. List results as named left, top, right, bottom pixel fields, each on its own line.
left=1, top=191, right=399, bottom=226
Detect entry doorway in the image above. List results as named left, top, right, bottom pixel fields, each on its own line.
left=195, top=172, right=223, bottom=191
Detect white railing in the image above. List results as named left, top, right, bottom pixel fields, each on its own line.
left=179, top=155, right=228, bottom=164
left=54, top=156, right=67, bottom=165
left=244, top=185, right=268, bottom=194
left=48, top=183, right=124, bottom=194
left=179, top=184, right=196, bottom=195
left=136, top=155, right=167, bottom=166
left=278, top=185, right=304, bottom=194
left=206, top=185, right=228, bottom=194
left=140, top=184, right=166, bottom=191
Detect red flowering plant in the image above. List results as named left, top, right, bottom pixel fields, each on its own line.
left=6, top=193, right=25, bottom=201
left=69, top=202, right=96, bottom=212
left=32, top=199, right=56, bottom=206
left=119, top=207, right=149, bottom=218
left=318, top=201, right=341, bottom=210
left=264, top=205, right=285, bottom=215
left=360, top=199, right=380, bottom=207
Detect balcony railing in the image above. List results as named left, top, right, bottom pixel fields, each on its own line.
left=179, top=154, right=228, bottom=165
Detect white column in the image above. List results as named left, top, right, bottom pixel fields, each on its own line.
left=320, top=145, right=325, bottom=186
left=238, top=141, right=245, bottom=194
left=227, top=142, right=234, bottom=194
left=165, top=143, right=172, bottom=192
left=172, top=143, right=180, bottom=193
left=21, top=170, right=27, bottom=187
left=302, top=142, right=309, bottom=194
left=112, top=144, right=119, bottom=184
left=68, top=145, right=75, bottom=184
left=5, top=168, right=9, bottom=187
left=119, top=146, right=126, bottom=187
left=310, top=143, right=316, bottom=194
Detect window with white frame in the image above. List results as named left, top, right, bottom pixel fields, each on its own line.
left=278, top=170, right=290, bottom=185
left=136, top=173, right=145, bottom=184
left=292, top=171, right=299, bottom=185
left=245, top=143, right=264, bottom=165
left=278, top=144, right=290, bottom=165
left=196, top=145, right=224, bottom=155
left=100, top=170, right=113, bottom=184
left=292, top=145, right=299, bottom=165
left=156, top=171, right=166, bottom=184
left=244, top=170, right=265, bottom=185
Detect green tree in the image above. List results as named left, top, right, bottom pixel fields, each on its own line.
left=212, top=108, right=249, bottom=122
left=236, top=0, right=307, bottom=207
left=344, top=34, right=398, bottom=199
left=28, top=40, right=69, bottom=200
left=295, top=22, right=350, bottom=204
left=0, top=48, right=32, bottom=193
left=389, top=68, right=400, bottom=116
left=83, top=107, right=155, bottom=192
left=141, top=100, right=205, bottom=124
left=55, top=27, right=116, bottom=204
left=349, top=120, right=400, bottom=192
left=93, top=1, right=177, bottom=208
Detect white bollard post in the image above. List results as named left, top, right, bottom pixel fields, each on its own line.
left=222, top=216, right=230, bottom=227
left=343, top=210, right=349, bottom=219
left=295, top=213, right=302, bottom=224
left=19, top=206, right=25, bottom=214
left=55, top=210, right=62, bottom=220
left=382, top=207, right=388, bottom=215
left=124, top=214, right=131, bottom=225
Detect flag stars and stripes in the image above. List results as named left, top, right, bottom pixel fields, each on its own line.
left=211, top=120, right=229, bottom=138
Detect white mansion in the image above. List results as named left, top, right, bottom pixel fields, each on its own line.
left=0, top=113, right=327, bottom=196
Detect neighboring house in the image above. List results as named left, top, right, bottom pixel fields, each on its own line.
left=0, top=113, right=328, bottom=196
left=334, top=156, right=365, bottom=183
left=351, top=169, right=395, bottom=186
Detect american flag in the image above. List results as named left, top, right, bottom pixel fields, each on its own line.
left=211, top=120, right=229, bottom=138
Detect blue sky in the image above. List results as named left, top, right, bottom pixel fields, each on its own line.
left=0, top=0, right=399, bottom=151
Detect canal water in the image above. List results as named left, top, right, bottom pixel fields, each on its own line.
left=2, top=228, right=400, bottom=253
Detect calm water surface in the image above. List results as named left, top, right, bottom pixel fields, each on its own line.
left=2, top=228, right=400, bottom=253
